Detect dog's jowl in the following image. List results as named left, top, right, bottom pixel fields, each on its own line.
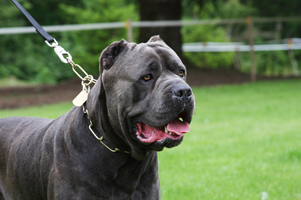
left=0, top=36, right=195, bottom=200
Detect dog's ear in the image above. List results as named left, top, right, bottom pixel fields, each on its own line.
left=100, top=39, right=127, bottom=71
left=147, top=35, right=167, bottom=45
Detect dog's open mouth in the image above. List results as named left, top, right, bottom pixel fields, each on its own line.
left=135, top=117, right=190, bottom=143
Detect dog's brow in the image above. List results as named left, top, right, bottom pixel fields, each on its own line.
left=148, top=62, right=159, bottom=70
left=136, top=43, right=148, bottom=51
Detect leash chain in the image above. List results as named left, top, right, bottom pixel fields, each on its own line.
left=45, top=39, right=97, bottom=88
left=44, top=33, right=125, bottom=154
left=47, top=39, right=127, bottom=154
left=82, top=106, right=130, bottom=154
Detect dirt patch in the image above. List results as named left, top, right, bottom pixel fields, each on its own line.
left=186, top=67, right=252, bottom=87
left=0, top=79, right=82, bottom=109
left=0, top=68, right=298, bottom=109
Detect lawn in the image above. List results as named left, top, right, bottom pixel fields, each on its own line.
left=0, top=79, right=301, bottom=199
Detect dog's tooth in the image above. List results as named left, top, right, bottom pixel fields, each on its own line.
left=179, top=117, right=183, bottom=122
left=164, top=126, right=168, bottom=133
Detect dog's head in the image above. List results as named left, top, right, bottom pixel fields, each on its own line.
left=89, top=36, right=195, bottom=160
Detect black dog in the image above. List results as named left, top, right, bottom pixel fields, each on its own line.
left=0, top=36, right=195, bottom=199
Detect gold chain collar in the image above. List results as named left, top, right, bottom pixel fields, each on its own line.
left=82, top=106, right=130, bottom=154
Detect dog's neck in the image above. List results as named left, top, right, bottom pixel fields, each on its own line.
left=84, top=80, right=150, bottom=160
left=62, top=108, right=159, bottom=196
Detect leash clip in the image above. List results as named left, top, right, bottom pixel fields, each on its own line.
left=45, top=38, right=58, bottom=48
left=53, top=45, right=72, bottom=64
left=45, top=38, right=72, bottom=64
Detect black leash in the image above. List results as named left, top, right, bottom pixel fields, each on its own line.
left=11, top=0, right=54, bottom=43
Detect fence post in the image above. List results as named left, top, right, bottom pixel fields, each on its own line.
left=287, top=38, right=299, bottom=76
left=125, top=19, right=133, bottom=42
left=247, top=16, right=256, bottom=82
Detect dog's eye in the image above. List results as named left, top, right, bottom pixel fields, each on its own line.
left=179, top=70, right=185, bottom=77
left=142, top=74, right=152, bottom=81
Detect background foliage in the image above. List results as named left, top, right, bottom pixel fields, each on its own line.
left=0, top=0, right=138, bottom=83
left=1, top=0, right=301, bottom=83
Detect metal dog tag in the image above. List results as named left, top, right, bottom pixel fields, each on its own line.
left=72, top=86, right=89, bottom=107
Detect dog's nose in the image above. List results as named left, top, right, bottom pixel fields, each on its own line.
left=173, top=85, right=192, bottom=102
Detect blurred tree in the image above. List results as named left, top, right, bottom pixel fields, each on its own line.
left=242, top=0, right=301, bottom=38
left=182, top=0, right=237, bottom=68
left=60, top=0, right=138, bottom=75
left=26, top=0, right=83, bottom=25
left=138, top=0, right=183, bottom=59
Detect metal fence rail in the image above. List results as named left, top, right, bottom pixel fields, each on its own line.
left=1, top=17, right=301, bottom=35
left=0, top=22, right=126, bottom=35
left=183, top=41, right=301, bottom=52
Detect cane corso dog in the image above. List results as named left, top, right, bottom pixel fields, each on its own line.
left=0, top=36, right=195, bottom=200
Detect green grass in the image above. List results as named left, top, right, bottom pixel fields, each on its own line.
left=159, top=79, right=301, bottom=200
left=1, top=80, right=301, bottom=199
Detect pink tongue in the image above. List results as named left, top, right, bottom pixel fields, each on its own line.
left=167, top=118, right=190, bottom=135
